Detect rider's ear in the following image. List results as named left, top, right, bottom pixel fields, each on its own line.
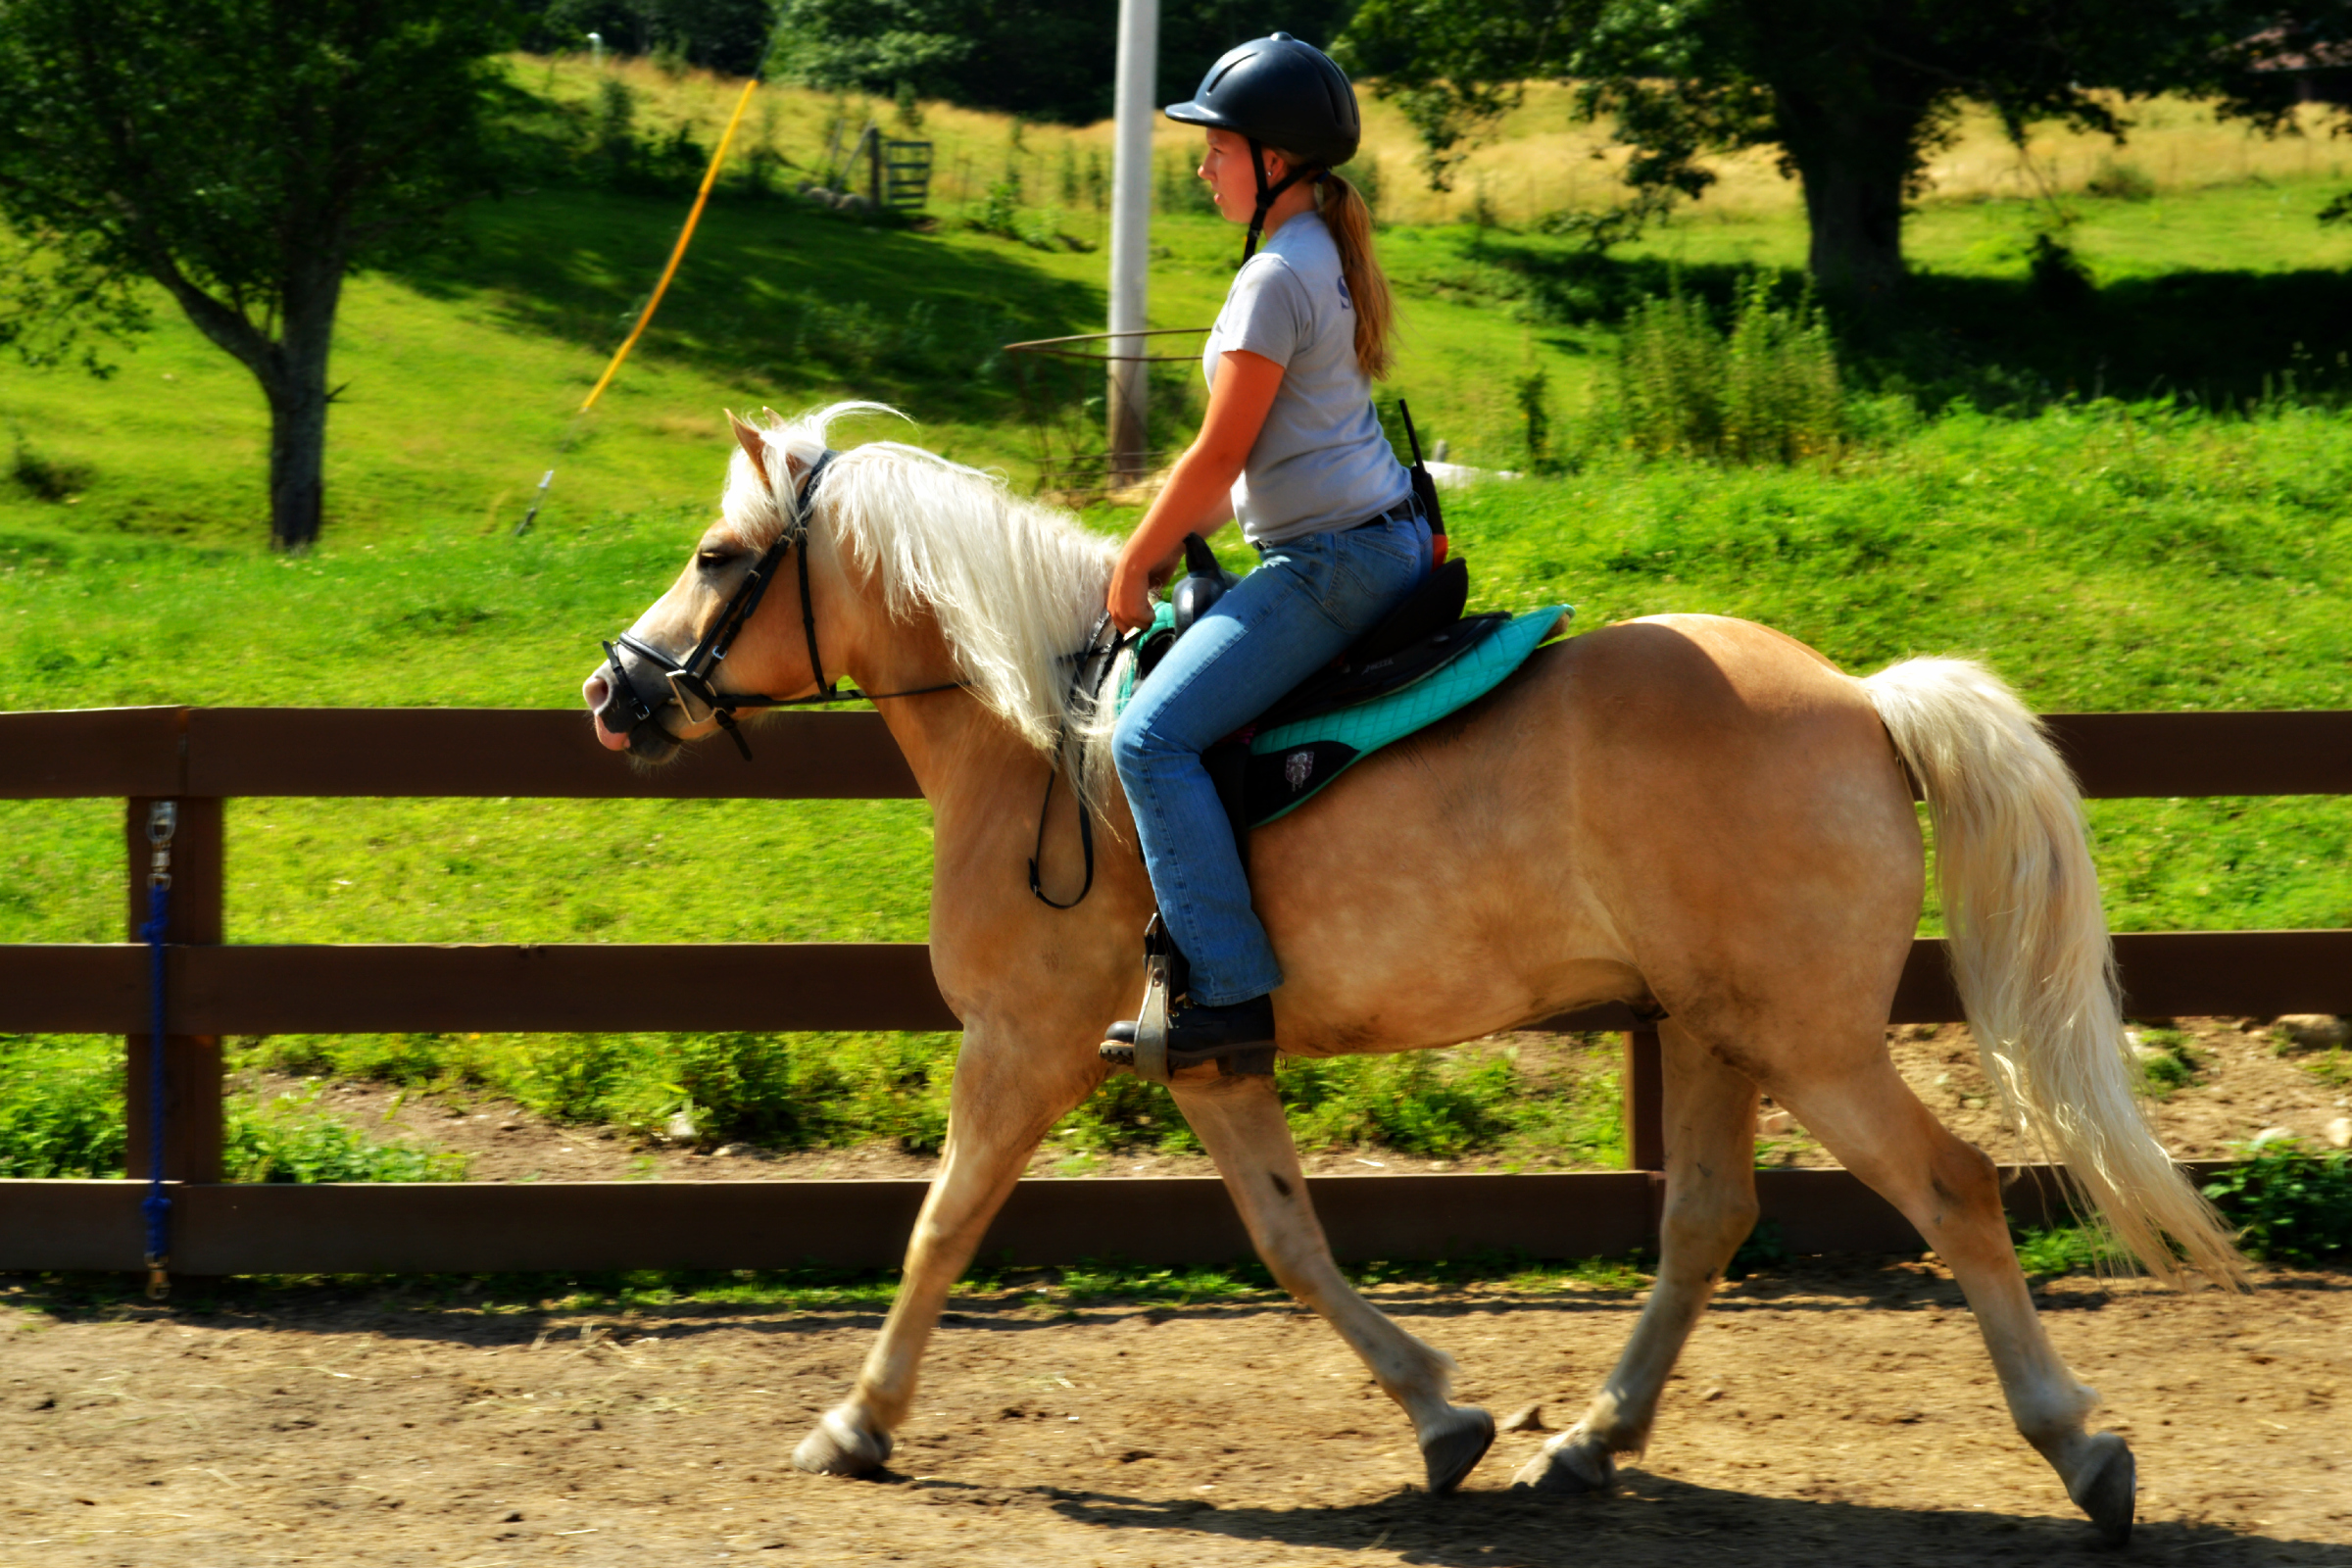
left=728, top=411, right=775, bottom=496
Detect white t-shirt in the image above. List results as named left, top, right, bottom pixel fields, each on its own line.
left=1202, top=212, right=1411, bottom=545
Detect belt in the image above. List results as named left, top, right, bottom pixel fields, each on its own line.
left=1349, top=496, right=1420, bottom=531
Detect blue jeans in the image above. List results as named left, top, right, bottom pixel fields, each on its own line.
left=1112, top=509, right=1431, bottom=1004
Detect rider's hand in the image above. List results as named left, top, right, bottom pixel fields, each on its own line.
left=1105, top=541, right=1163, bottom=631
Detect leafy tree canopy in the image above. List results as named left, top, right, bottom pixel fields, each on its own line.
left=1338, top=0, right=2269, bottom=293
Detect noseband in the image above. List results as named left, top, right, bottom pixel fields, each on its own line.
left=599, top=449, right=960, bottom=760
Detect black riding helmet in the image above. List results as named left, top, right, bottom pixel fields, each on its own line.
left=1165, top=32, right=1361, bottom=262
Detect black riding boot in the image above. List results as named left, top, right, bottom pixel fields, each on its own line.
left=1099, top=917, right=1278, bottom=1078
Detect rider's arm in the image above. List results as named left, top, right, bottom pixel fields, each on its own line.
left=1105, top=349, right=1284, bottom=630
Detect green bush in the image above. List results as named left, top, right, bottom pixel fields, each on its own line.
left=2083, top=159, right=2157, bottom=202
left=0, top=1035, right=124, bottom=1176
left=1613, top=273, right=1842, bottom=465
left=2201, top=1140, right=2352, bottom=1264
left=9, top=437, right=93, bottom=502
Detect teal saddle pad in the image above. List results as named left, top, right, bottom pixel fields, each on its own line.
left=1117, top=604, right=1569, bottom=828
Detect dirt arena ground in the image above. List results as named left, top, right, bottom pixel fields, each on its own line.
left=4, top=1258, right=2346, bottom=1567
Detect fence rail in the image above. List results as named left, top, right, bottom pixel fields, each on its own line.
left=2, top=705, right=2348, bottom=1276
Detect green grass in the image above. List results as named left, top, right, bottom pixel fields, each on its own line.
left=0, top=1247, right=1661, bottom=1321
left=0, top=1036, right=467, bottom=1181
left=6, top=158, right=2351, bottom=1181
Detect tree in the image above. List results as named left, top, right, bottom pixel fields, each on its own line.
left=0, top=1, right=520, bottom=548
left=1339, top=0, right=2251, bottom=296
left=766, top=0, right=1358, bottom=125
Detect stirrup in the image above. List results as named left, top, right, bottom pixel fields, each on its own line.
left=1099, top=917, right=1277, bottom=1083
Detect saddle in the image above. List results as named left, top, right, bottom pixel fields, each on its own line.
left=1117, top=537, right=1567, bottom=843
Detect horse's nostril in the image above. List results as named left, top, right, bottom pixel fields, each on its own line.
left=584, top=674, right=611, bottom=710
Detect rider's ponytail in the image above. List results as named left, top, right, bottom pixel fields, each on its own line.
left=1309, top=166, right=1394, bottom=381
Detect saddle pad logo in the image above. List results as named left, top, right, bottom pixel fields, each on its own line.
left=1285, top=749, right=1316, bottom=792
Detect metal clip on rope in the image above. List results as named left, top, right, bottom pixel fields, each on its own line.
left=141, top=802, right=175, bottom=1301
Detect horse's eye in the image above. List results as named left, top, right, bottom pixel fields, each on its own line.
left=697, top=549, right=739, bottom=570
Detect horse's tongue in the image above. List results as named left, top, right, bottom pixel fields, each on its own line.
left=591, top=714, right=632, bottom=753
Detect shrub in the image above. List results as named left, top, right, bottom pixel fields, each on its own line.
left=2201, top=1140, right=2352, bottom=1264
left=1614, top=273, right=1843, bottom=465
left=9, top=436, right=94, bottom=502
left=2083, top=159, right=2156, bottom=202
left=1515, top=367, right=1555, bottom=473
left=2028, top=231, right=2097, bottom=311
left=0, top=1035, right=123, bottom=1176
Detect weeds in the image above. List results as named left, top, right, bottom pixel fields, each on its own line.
left=1612, top=273, right=1842, bottom=464
left=2200, top=1139, right=2352, bottom=1264
left=0, top=1037, right=466, bottom=1182
left=2133, top=1029, right=2200, bottom=1097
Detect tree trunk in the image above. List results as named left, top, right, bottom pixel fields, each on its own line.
left=1774, top=91, right=1928, bottom=300
left=261, top=264, right=345, bottom=551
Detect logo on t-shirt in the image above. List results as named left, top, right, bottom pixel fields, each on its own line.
left=1336, top=275, right=1354, bottom=311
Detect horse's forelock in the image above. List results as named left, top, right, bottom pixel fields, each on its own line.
left=716, top=403, right=1118, bottom=796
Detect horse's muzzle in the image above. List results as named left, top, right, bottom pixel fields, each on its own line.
left=587, top=640, right=684, bottom=760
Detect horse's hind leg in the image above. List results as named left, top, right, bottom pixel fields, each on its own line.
left=1774, top=1052, right=2135, bottom=1544
left=794, top=1023, right=1096, bottom=1478
left=1513, top=1019, right=1760, bottom=1494
left=1169, top=1072, right=1497, bottom=1494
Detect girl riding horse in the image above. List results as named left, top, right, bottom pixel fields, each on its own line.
left=1104, top=34, right=1429, bottom=1067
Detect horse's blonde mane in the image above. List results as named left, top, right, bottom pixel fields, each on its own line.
left=721, top=403, right=1121, bottom=792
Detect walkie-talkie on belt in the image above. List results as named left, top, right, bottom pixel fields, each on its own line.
left=1396, top=399, right=1447, bottom=564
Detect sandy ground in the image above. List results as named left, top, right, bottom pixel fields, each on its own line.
left=250, top=1017, right=2352, bottom=1185
left=2, top=1259, right=2346, bottom=1566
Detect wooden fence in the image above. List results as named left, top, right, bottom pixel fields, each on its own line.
left=1, top=706, right=2348, bottom=1276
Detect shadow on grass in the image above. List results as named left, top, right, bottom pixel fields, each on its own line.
left=1471, top=236, right=2352, bottom=411
left=385, top=190, right=1102, bottom=421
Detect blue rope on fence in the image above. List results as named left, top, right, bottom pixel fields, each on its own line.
left=139, top=804, right=174, bottom=1298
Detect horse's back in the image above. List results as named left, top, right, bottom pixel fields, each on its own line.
left=1253, top=613, right=1923, bottom=1054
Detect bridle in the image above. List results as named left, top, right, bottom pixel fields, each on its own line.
left=599, top=449, right=961, bottom=762
left=596, top=445, right=1118, bottom=910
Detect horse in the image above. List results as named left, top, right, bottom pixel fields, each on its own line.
left=579, top=403, right=2240, bottom=1543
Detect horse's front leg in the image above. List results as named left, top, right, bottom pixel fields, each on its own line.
left=794, top=1022, right=1096, bottom=1477
left=1169, top=1071, right=1496, bottom=1493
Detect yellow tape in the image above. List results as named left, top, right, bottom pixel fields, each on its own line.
left=579, top=74, right=764, bottom=414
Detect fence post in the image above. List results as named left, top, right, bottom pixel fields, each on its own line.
left=124, top=796, right=223, bottom=1184
left=1622, top=1029, right=1664, bottom=1171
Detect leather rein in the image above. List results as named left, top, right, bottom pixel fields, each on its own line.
left=600, top=446, right=1122, bottom=908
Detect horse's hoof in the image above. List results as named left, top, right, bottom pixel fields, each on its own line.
left=2068, top=1431, right=2135, bottom=1546
left=1509, top=1429, right=1616, bottom=1495
left=792, top=1407, right=894, bottom=1477
left=1419, top=1405, right=1495, bottom=1494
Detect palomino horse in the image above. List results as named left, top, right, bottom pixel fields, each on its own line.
left=582, top=405, right=2238, bottom=1542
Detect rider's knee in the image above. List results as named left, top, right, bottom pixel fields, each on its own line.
left=1110, top=702, right=1166, bottom=777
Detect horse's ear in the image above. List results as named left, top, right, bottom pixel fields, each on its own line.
left=727, top=411, right=774, bottom=495
left=759, top=408, right=811, bottom=486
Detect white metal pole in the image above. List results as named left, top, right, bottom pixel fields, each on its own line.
left=1105, top=0, right=1158, bottom=485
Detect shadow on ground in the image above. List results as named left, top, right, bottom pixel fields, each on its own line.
left=1029, top=1471, right=2338, bottom=1566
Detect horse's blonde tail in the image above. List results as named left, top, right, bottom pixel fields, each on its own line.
left=1861, top=658, right=2245, bottom=1288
